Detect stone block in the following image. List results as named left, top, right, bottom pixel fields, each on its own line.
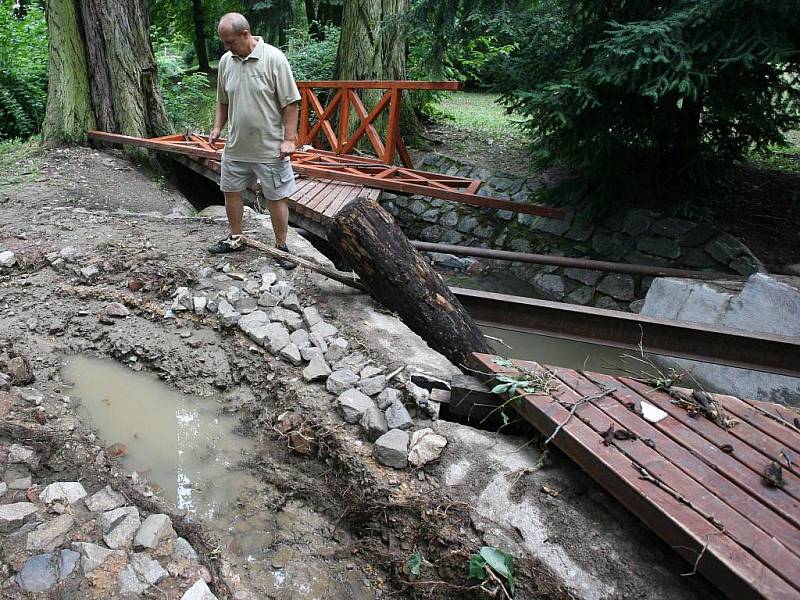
left=72, top=542, right=125, bottom=575
left=100, top=506, right=141, bottom=549
left=563, top=267, right=602, bottom=286
left=594, top=296, right=622, bottom=311
left=279, top=343, right=303, bottom=366
left=566, top=285, right=594, bottom=306
left=456, top=216, right=479, bottom=234
left=16, top=550, right=80, bottom=593
left=181, top=579, right=218, bottom=600
left=373, top=429, right=409, bottom=469
left=311, top=321, right=338, bottom=340
left=597, top=273, right=635, bottom=301
left=26, top=514, right=75, bottom=551
left=302, top=358, right=331, bottom=382
left=326, top=369, right=359, bottom=395
left=637, top=236, right=681, bottom=259
left=338, top=389, right=376, bottom=424
left=85, top=485, right=126, bottom=512
left=408, top=428, right=448, bottom=467
left=360, top=406, right=389, bottom=441
left=132, top=552, right=168, bottom=584
left=358, top=375, right=387, bottom=397
left=705, top=233, right=746, bottom=263
left=135, top=513, right=175, bottom=549
left=377, top=387, right=403, bottom=410
left=0, top=502, right=37, bottom=533
left=385, top=399, right=413, bottom=430
left=622, top=209, right=654, bottom=236
left=302, top=306, right=322, bottom=328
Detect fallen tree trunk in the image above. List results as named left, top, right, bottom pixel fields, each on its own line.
left=328, top=196, right=492, bottom=367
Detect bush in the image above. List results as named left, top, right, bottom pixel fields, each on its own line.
left=0, top=2, right=48, bottom=140
left=493, top=0, right=800, bottom=202
left=284, top=25, right=340, bottom=81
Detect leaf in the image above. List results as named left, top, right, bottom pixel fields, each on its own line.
left=407, top=550, right=423, bottom=576
left=491, top=383, right=512, bottom=394
left=479, top=546, right=514, bottom=580
left=493, top=358, right=513, bottom=367
left=468, top=554, right=487, bottom=581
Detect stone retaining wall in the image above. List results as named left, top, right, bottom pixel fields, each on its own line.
left=381, top=153, right=764, bottom=311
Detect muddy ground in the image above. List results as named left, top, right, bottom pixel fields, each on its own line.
left=0, top=144, right=721, bottom=599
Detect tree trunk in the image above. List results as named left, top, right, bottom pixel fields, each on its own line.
left=43, top=0, right=171, bottom=144
left=333, top=0, right=422, bottom=154
left=318, top=0, right=343, bottom=29
left=42, top=0, right=96, bottom=143
left=304, top=0, right=320, bottom=39
left=191, top=0, right=210, bottom=72
left=328, top=196, right=492, bottom=367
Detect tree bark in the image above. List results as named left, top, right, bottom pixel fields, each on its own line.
left=328, top=196, right=492, bottom=367
left=43, top=0, right=171, bottom=144
left=191, top=0, right=210, bottom=72
left=333, top=0, right=422, bottom=153
left=42, top=0, right=96, bottom=143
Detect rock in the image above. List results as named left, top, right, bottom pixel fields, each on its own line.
left=40, top=481, right=87, bottom=505
left=0, top=482, right=6, bottom=497
left=373, top=429, right=409, bottom=469
left=337, top=389, right=376, bottom=424
left=326, top=369, right=359, bottom=395
left=237, top=310, right=269, bottom=337
left=311, top=321, right=338, bottom=340
left=85, top=485, right=126, bottom=512
left=134, top=513, right=175, bottom=549
left=193, top=297, right=207, bottom=313
left=263, top=323, right=290, bottom=354
left=324, top=337, right=348, bottom=363
left=533, top=273, right=573, bottom=301
left=332, top=352, right=369, bottom=373
left=385, top=399, right=413, bottom=430
left=173, top=537, right=198, bottom=562
left=360, top=407, right=388, bottom=441
left=7, top=357, right=35, bottom=386
left=302, top=358, right=331, bottom=382
left=361, top=365, right=383, bottom=379
left=269, top=306, right=303, bottom=331
left=597, top=273, right=636, bottom=301
left=234, top=295, right=258, bottom=314
left=705, top=233, right=745, bottom=263
left=271, top=280, right=292, bottom=300
left=181, top=579, right=218, bottom=600
left=216, top=299, right=241, bottom=326
left=636, top=236, right=681, bottom=259
left=358, top=375, right=387, bottom=397
left=566, top=285, right=594, bottom=306
left=225, top=286, right=245, bottom=305
left=9, top=476, right=32, bottom=489
left=302, top=306, right=322, bottom=328
left=260, top=271, right=277, bottom=290
left=308, top=331, right=328, bottom=352
left=244, top=279, right=261, bottom=296
left=100, top=506, right=141, bottom=549
left=0, top=502, right=37, bottom=533
left=729, top=254, right=762, bottom=276
left=118, top=564, right=149, bottom=594
left=0, top=250, right=17, bottom=267
left=300, top=346, right=324, bottom=363
left=279, top=343, right=303, bottom=366
left=257, top=291, right=280, bottom=307
left=132, top=552, right=167, bottom=584
left=72, top=541, right=125, bottom=575
left=104, top=302, right=130, bottom=318
left=172, top=287, right=194, bottom=311
left=16, top=550, right=79, bottom=592
left=628, top=299, right=646, bottom=313
left=376, top=387, right=402, bottom=410
left=27, top=514, right=75, bottom=551
left=283, top=293, right=301, bottom=311
left=563, top=267, right=602, bottom=287
left=408, top=428, right=447, bottom=467
left=622, top=209, right=653, bottom=236
left=594, top=296, right=622, bottom=311
left=289, top=328, right=310, bottom=349
left=8, top=443, right=37, bottom=466
left=650, top=217, right=696, bottom=238
left=60, top=246, right=80, bottom=262
left=80, top=264, right=100, bottom=281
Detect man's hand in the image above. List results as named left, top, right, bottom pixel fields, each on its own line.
left=279, top=139, right=297, bottom=159
left=209, top=127, right=221, bottom=148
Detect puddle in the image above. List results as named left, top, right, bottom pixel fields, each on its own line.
left=62, top=356, right=374, bottom=599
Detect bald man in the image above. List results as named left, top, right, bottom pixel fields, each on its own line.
left=208, top=12, right=300, bottom=270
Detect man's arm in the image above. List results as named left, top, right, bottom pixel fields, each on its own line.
left=279, top=101, right=299, bottom=159
left=209, top=102, right=228, bottom=148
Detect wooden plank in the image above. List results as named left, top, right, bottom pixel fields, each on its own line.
left=297, top=80, right=461, bottom=90
left=309, top=184, right=349, bottom=222
left=323, top=184, right=363, bottom=218
left=465, top=178, right=481, bottom=194
left=614, top=378, right=800, bottom=493
left=338, top=88, right=350, bottom=150
left=291, top=180, right=329, bottom=218
left=469, top=353, right=799, bottom=600
left=396, top=136, right=414, bottom=169
left=305, top=182, right=341, bottom=213
left=304, top=89, right=342, bottom=150
left=383, top=89, right=401, bottom=165
left=341, top=90, right=390, bottom=158
left=717, top=394, right=800, bottom=456
left=556, top=368, right=800, bottom=566
left=299, top=87, right=309, bottom=143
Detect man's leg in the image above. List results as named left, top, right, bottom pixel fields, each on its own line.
left=267, top=197, right=289, bottom=247
left=224, top=191, right=245, bottom=236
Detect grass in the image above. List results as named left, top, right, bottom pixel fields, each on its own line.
left=434, top=91, right=528, bottom=139
left=751, top=130, right=800, bottom=175
left=0, top=137, right=45, bottom=188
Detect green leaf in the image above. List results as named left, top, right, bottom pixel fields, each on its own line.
left=468, top=554, right=487, bottom=581
left=479, top=546, right=514, bottom=580
left=491, top=383, right=512, bottom=394
left=407, top=551, right=423, bottom=576
left=493, top=358, right=513, bottom=367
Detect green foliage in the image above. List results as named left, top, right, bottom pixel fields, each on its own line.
left=492, top=0, right=800, bottom=200
left=0, top=137, right=44, bottom=187
left=152, top=31, right=216, bottom=131
left=284, top=25, right=340, bottom=81
left=0, top=1, right=48, bottom=140
left=468, top=546, right=515, bottom=596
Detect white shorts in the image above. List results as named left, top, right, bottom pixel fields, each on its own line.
left=219, top=157, right=298, bottom=200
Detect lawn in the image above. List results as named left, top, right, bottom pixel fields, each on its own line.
left=434, top=91, right=528, bottom=140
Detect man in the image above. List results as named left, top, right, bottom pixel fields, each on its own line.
left=208, top=12, right=300, bottom=270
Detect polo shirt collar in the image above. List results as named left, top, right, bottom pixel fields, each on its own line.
left=243, top=37, right=265, bottom=61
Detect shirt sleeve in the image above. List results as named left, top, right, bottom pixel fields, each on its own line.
left=216, top=56, right=229, bottom=104
left=274, top=54, right=301, bottom=108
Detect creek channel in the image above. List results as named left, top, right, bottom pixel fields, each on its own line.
left=62, top=355, right=371, bottom=599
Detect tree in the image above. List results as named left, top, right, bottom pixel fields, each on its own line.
left=43, top=0, right=171, bottom=144
left=333, top=0, right=421, bottom=147
left=191, top=0, right=210, bottom=71
left=492, top=0, right=800, bottom=199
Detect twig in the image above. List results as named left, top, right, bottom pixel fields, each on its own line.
left=484, top=334, right=513, bottom=350
left=386, top=365, right=405, bottom=381
left=545, top=388, right=616, bottom=445
left=483, top=564, right=514, bottom=600
left=680, top=532, right=723, bottom=576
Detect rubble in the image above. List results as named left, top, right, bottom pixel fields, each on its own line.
left=408, top=428, right=448, bottom=467
left=134, top=514, right=175, bottom=549
left=338, top=389, right=376, bottom=424
left=40, top=481, right=88, bottom=505
left=0, top=250, right=17, bottom=267
left=373, top=429, right=409, bottom=469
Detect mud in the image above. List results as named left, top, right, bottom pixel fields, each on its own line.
left=0, top=144, right=721, bottom=599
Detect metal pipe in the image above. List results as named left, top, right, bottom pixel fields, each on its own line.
left=452, top=287, right=800, bottom=377
left=412, top=241, right=742, bottom=281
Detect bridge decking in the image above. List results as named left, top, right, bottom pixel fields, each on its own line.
left=470, top=352, right=800, bottom=600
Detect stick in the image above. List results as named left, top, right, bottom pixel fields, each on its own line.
left=545, top=388, right=616, bottom=445
left=243, top=237, right=367, bottom=291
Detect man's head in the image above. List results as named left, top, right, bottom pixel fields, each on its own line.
left=218, top=13, right=254, bottom=58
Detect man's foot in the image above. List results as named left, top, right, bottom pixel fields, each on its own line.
left=208, top=234, right=245, bottom=254
left=275, top=244, right=297, bottom=270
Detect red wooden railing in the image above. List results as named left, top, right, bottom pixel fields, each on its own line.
left=296, top=80, right=460, bottom=168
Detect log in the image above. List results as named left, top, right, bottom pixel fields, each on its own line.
left=328, top=196, right=492, bottom=367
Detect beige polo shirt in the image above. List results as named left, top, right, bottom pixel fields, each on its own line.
left=217, top=38, right=301, bottom=163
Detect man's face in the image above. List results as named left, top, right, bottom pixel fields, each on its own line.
left=218, top=26, right=251, bottom=58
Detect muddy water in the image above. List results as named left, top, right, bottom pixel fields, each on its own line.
left=62, top=356, right=373, bottom=599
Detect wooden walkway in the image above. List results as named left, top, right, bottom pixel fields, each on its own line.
left=470, top=353, right=800, bottom=600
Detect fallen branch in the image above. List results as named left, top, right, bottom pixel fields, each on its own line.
left=243, top=237, right=367, bottom=291
left=545, top=388, right=616, bottom=445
